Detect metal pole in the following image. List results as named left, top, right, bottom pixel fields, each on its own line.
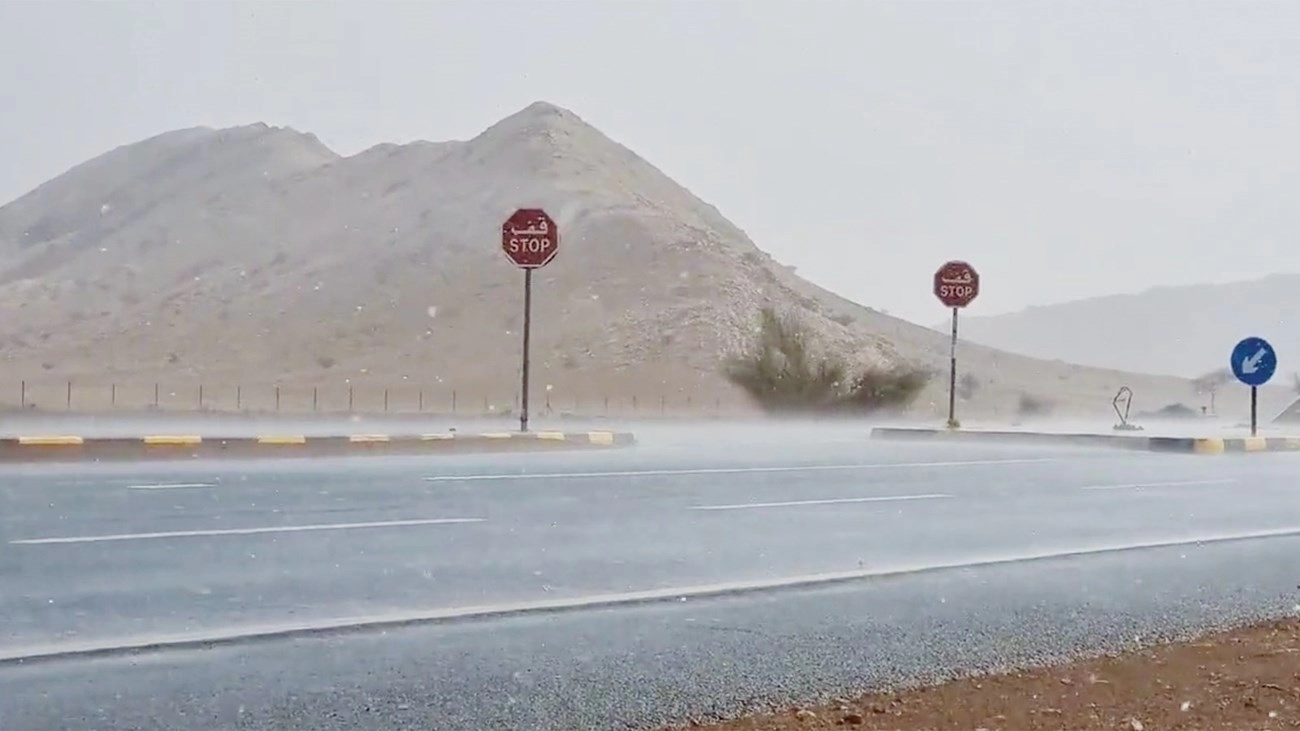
left=1251, top=386, right=1258, bottom=437
left=520, top=268, right=533, bottom=432
left=313, top=386, right=318, bottom=412
left=20, top=380, right=25, bottom=409
left=66, top=381, right=72, bottom=411
left=947, top=307, right=958, bottom=429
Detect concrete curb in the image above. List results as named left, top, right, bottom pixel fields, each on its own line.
left=0, top=431, right=635, bottom=464
left=870, top=427, right=1300, bottom=455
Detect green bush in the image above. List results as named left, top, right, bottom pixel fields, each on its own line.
left=724, top=307, right=930, bottom=414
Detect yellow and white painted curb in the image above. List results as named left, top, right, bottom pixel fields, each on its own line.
left=0, top=431, right=634, bottom=463
left=870, top=427, right=1300, bottom=455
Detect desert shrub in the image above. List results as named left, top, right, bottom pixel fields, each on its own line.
left=1145, top=402, right=1199, bottom=419
left=315, top=355, right=337, bottom=369
left=1017, top=392, right=1052, bottom=416
left=834, top=365, right=932, bottom=413
left=957, top=372, right=980, bottom=400
left=724, top=307, right=929, bottom=415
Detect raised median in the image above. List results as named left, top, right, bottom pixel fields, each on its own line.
left=870, top=426, right=1300, bottom=454
left=0, top=430, right=634, bottom=463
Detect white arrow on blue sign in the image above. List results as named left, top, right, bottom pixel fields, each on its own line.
left=1230, top=336, right=1277, bottom=387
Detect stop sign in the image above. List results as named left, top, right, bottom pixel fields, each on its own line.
left=502, top=208, right=559, bottom=269
left=933, top=260, right=980, bottom=308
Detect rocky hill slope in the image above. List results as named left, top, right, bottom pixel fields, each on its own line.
left=949, top=274, right=1300, bottom=381
left=0, top=102, right=1228, bottom=418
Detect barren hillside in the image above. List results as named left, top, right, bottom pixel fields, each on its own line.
left=949, top=274, right=1300, bottom=380
left=0, top=102, right=1238, bottom=418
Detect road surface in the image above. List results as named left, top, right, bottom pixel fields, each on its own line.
left=1, top=423, right=1297, bottom=729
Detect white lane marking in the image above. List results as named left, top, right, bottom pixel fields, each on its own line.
left=9, top=518, right=483, bottom=545
left=126, top=483, right=217, bottom=490
left=1078, top=479, right=1239, bottom=491
left=8, top=523, right=1300, bottom=665
left=692, top=493, right=950, bottom=511
left=422, top=458, right=1054, bottom=482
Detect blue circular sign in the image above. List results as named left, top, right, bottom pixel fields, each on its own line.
left=1230, top=336, right=1277, bottom=387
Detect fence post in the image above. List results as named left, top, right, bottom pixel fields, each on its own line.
left=236, top=385, right=242, bottom=411
left=632, top=395, right=638, bottom=411
left=275, top=386, right=281, bottom=412
left=66, top=381, right=72, bottom=411
left=452, top=390, right=457, bottom=413
left=198, top=384, right=204, bottom=409
left=384, top=388, right=389, bottom=412
left=348, top=386, right=354, bottom=412
left=604, top=395, right=609, bottom=415
left=313, top=386, right=318, bottom=412
left=661, top=394, right=666, bottom=414
left=154, top=383, right=160, bottom=409
left=418, top=389, right=423, bottom=412
left=111, top=383, right=117, bottom=408
left=20, top=380, right=25, bottom=409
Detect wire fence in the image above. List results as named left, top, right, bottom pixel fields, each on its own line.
left=0, top=380, right=750, bottom=418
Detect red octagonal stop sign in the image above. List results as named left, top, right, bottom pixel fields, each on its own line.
left=502, top=208, right=559, bottom=269
left=933, top=260, right=980, bottom=308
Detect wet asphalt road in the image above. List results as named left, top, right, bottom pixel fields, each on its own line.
left=1, top=423, right=1299, bottom=730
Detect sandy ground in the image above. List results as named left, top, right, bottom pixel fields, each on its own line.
left=679, top=617, right=1300, bottom=730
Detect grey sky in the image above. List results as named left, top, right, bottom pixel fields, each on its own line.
left=2, top=0, right=1297, bottom=325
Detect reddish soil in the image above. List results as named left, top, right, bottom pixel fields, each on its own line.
left=677, top=617, right=1300, bottom=730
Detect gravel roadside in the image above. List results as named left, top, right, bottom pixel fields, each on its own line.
left=681, top=617, right=1300, bottom=730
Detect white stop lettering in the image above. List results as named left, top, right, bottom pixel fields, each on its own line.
left=509, top=237, right=552, bottom=254
left=939, top=284, right=974, bottom=299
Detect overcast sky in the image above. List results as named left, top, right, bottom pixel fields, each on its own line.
left=1, top=0, right=1297, bottom=324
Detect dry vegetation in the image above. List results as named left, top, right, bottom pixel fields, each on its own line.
left=725, top=307, right=929, bottom=414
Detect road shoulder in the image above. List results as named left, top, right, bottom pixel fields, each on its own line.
left=681, top=616, right=1300, bottom=730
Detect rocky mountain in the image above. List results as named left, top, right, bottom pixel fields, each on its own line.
left=0, top=102, right=1231, bottom=418
left=951, top=275, right=1300, bottom=380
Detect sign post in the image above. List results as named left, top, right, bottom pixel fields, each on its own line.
left=501, top=208, right=560, bottom=433
left=933, top=261, right=981, bottom=429
left=1229, top=336, right=1276, bottom=437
